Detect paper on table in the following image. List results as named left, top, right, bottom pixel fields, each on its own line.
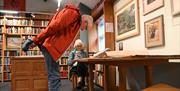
left=106, top=50, right=149, bottom=58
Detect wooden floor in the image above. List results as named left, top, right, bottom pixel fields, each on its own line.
left=0, top=79, right=103, bottom=91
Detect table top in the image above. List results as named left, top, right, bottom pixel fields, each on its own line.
left=78, top=55, right=180, bottom=66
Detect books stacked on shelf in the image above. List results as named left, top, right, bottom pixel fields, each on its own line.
left=94, top=71, right=104, bottom=87
left=94, top=64, right=104, bottom=87
left=59, top=56, right=69, bottom=79
left=0, top=12, right=52, bottom=82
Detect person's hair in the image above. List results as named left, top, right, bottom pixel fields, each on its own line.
left=81, top=15, right=93, bottom=30
left=74, top=39, right=84, bottom=49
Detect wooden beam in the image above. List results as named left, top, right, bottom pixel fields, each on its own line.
left=91, top=0, right=104, bottom=21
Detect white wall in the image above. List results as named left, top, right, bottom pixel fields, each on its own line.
left=114, top=0, right=180, bottom=89
left=114, top=0, right=180, bottom=55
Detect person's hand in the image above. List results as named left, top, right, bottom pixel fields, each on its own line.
left=22, top=39, right=34, bottom=52
left=29, top=43, right=36, bottom=49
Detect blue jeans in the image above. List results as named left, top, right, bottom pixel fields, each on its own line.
left=41, top=46, right=61, bottom=91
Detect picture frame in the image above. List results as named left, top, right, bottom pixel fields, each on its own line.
left=171, top=0, right=180, bottom=16
left=143, top=0, right=164, bottom=15
left=115, top=0, right=140, bottom=41
left=7, top=36, right=21, bottom=49
left=144, top=15, right=164, bottom=48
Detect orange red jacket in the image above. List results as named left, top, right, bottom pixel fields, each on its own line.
left=32, top=4, right=81, bottom=61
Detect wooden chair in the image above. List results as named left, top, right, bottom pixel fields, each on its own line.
left=71, top=72, right=78, bottom=89
left=71, top=72, right=89, bottom=89
left=142, top=83, right=180, bottom=91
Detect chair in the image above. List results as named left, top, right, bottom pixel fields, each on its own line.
left=142, top=83, right=180, bottom=91
left=71, top=72, right=89, bottom=89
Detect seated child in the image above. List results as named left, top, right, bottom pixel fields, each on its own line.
left=67, top=39, right=88, bottom=89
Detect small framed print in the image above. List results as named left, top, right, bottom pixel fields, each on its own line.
left=171, top=0, right=180, bottom=16
left=144, top=15, right=165, bottom=48
left=143, top=0, right=164, bottom=15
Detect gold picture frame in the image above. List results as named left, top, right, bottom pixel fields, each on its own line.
left=143, top=0, right=164, bottom=15
left=171, top=0, right=180, bottom=16
left=144, top=15, right=164, bottom=48
left=115, top=0, right=140, bottom=41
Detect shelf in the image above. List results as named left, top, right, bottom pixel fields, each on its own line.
left=1, top=12, right=52, bottom=82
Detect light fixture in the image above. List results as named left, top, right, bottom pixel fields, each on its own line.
left=0, top=10, right=18, bottom=14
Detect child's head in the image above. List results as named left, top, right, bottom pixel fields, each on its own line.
left=74, top=39, right=84, bottom=51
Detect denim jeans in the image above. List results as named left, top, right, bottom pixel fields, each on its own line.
left=41, top=46, right=61, bottom=91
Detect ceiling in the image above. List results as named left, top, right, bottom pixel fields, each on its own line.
left=60, top=0, right=101, bottom=9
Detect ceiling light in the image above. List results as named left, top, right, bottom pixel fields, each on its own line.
left=0, top=10, right=18, bottom=14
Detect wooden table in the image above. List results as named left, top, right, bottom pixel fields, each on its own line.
left=78, top=55, right=180, bottom=91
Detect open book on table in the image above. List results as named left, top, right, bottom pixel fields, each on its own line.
left=91, top=48, right=148, bottom=58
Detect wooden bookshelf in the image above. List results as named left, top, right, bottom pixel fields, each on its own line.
left=59, top=56, right=69, bottom=79
left=94, top=64, right=104, bottom=87
left=0, top=12, right=52, bottom=82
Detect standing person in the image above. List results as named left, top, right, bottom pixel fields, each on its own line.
left=68, top=39, right=88, bottom=89
left=22, top=4, right=93, bottom=91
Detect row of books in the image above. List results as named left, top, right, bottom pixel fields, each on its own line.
left=6, top=27, right=44, bottom=34
left=3, top=65, right=11, bottom=72
left=60, top=57, right=68, bottom=65
left=0, top=35, right=2, bottom=41
left=3, top=72, right=11, bottom=80
left=0, top=27, right=2, bottom=33
left=0, top=19, right=4, bottom=25
left=0, top=66, right=2, bottom=73
left=4, top=58, right=10, bottom=65
left=59, top=66, right=68, bottom=71
left=95, top=64, right=104, bottom=72
left=3, top=19, right=49, bottom=26
left=21, top=50, right=42, bottom=56
left=60, top=71, right=68, bottom=78
left=4, top=50, right=20, bottom=56
left=94, top=72, right=104, bottom=87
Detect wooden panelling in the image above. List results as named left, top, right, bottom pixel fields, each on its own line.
left=11, top=56, right=48, bottom=91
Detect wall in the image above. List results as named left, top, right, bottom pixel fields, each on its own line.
left=26, top=0, right=57, bottom=13
left=114, top=0, right=180, bottom=54
left=0, top=0, right=3, bottom=9
left=114, top=0, right=180, bottom=90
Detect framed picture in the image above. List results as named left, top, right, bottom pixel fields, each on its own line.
left=171, top=0, right=180, bottom=16
left=115, top=0, right=140, bottom=41
left=143, top=0, right=164, bottom=15
left=7, top=36, right=21, bottom=49
left=144, top=15, right=164, bottom=48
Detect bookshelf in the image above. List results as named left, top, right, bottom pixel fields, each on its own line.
left=94, top=64, right=104, bottom=87
left=59, top=56, right=69, bottom=79
left=0, top=12, right=52, bottom=82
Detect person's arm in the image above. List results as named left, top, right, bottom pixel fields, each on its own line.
left=32, top=8, right=80, bottom=45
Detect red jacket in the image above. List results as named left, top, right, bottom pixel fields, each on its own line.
left=32, top=4, right=81, bottom=61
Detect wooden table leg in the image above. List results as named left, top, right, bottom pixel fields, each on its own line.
left=144, top=66, right=153, bottom=87
left=88, top=64, right=94, bottom=91
left=118, top=66, right=127, bottom=91
left=104, top=65, right=109, bottom=91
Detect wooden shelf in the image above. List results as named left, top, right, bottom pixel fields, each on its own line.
left=0, top=12, right=52, bottom=82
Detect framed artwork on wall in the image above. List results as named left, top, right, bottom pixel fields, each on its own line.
left=144, top=15, right=164, bottom=48
left=143, top=0, right=164, bottom=15
left=115, top=0, right=140, bottom=41
left=7, top=36, right=21, bottom=49
left=171, top=0, right=180, bottom=16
